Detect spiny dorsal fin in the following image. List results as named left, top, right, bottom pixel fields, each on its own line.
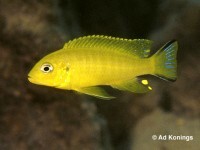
left=63, top=35, right=153, bottom=58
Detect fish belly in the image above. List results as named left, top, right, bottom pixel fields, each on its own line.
left=69, top=49, right=153, bottom=89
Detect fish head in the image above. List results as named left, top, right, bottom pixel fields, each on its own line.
left=28, top=53, right=69, bottom=88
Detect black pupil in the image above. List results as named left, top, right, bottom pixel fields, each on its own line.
left=44, top=66, right=50, bottom=72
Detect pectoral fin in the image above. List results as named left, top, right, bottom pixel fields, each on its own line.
left=111, top=78, right=152, bottom=93
left=76, top=86, right=115, bottom=100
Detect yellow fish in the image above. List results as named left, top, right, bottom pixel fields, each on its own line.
left=28, top=35, right=178, bottom=99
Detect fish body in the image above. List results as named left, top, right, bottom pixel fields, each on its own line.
left=28, top=35, right=178, bottom=99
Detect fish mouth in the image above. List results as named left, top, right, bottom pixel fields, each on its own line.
left=28, top=75, right=34, bottom=83
left=28, top=76, right=41, bottom=85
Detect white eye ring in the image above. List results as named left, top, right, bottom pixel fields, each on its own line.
left=40, top=63, right=53, bottom=73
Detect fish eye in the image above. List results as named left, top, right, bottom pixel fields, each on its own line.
left=41, top=63, right=53, bottom=73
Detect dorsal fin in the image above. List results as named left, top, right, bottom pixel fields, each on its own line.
left=63, top=35, right=153, bottom=58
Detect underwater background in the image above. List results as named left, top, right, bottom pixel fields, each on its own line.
left=0, top=0, right=199, bottom=149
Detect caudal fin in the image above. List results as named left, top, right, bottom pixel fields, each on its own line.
left=153, top=40, right=178, bottom=81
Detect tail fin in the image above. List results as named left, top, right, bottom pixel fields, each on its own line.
left=153, top=40, right=178, bottom=81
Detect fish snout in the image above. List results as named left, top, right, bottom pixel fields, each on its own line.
left=28, top=75, right=33, bottom=83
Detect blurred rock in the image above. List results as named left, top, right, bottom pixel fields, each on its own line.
left=131, top=1, right=200, bottom=149
left=0, top=96, right=112, bottom=150
left=69, top=0, right=159, bottom=37
left=96, top=90, right=161, bottom=150
left=132, top=109, right=200, bottom=150
left=150, top=0, right=200, bottom=117
left=0, top=0, right=199, bottom=149
left=0, top=0, right=112, bottom=150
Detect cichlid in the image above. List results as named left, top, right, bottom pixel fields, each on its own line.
left=28, top=35, right=178, bottom=99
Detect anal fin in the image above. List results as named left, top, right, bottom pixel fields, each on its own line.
left=76, top=86, right=115, bottom=100
left=111, top=78, right=152, bottom=93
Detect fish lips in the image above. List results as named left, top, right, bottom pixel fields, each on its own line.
left=27, top=75, right=55, bottom=87
left=28, top=75, right=35, bottom=83
left=28, top=72, right=37, bottom=83
left=28, top=76, right=45, bottom=86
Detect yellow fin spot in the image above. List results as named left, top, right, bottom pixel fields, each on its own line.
left=148, top=86, right=152, bottom=90
left=141, top=80, right=148, bottom=85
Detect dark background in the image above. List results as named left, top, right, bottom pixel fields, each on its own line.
left=0, top=0, right=199, bottom=149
